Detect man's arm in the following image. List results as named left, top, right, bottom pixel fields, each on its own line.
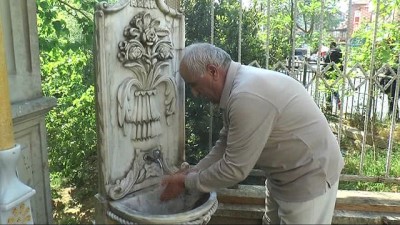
left=324, top=52, right=331, bottom=63
left=193, top=126, right=227, bottom=171
left=160, top=118, right=228, bottom=201
left=185, top=93, right=277, bottom=192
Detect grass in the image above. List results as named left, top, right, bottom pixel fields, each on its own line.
left=336, top=112, right=400, bottom=192
left=339, top=146, right=400, bottom=192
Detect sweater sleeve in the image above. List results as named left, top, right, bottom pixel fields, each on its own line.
left=185, top=93, right=278, bottom=192
left=193, top=126, right=227, bottom=171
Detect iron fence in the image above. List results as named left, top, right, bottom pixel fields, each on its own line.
left=204, top=0, right=400, bottom=187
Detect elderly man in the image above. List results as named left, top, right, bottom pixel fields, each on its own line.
left=160, top=43, right=344, bottom=224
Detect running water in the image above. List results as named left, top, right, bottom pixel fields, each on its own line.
left=156, top=158, right=164, bottom=175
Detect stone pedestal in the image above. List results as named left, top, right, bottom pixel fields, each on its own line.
left=0, top=144, right=35, bottom=224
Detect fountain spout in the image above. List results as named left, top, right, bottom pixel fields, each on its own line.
left=143, top=149, right=163, bottom=173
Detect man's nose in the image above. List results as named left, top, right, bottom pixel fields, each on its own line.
left=191, top=88, right=199, bottom=97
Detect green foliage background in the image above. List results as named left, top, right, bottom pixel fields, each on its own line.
left=38, top=0, right=97, bottom=186
left=37, top=0, right=97, bottom=222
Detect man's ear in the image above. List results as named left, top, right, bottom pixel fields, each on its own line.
left=207, top=64, right=219, bottom=80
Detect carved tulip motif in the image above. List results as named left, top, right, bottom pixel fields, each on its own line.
left=124, top=12, right=169, bottom=46
left=156, top=41, right=173, bottom=60
left=117, top=12, right=176, bottom=141
left=128, top=45, right=143, bottom=60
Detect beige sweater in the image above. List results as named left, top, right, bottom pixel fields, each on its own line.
left=185, top=62, right=344, bottom=202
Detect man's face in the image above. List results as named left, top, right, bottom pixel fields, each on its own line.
left=180, top=63, right=220, bottom=104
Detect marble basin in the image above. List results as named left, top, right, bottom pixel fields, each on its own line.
left=108, top=186, right=218, bottom=224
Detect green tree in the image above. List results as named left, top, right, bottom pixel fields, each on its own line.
left=37, top=0, right=97, bottom=223
left=265, top=0, right=342, bottom=62
left=183, top=0, right=212, bottom=44
left=182, top=0, right=268, bottom=164
left=38, top=0, right=97, bottom=187
left=215, top=0, right=267, bottom=65
left=348, top=1, right=399, bottom=71
left=182, top=0, right=222, bottom=164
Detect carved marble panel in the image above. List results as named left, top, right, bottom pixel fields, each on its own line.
left=94, top=0, right=185, bottom=203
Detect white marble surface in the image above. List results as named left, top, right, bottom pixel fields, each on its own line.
left=95, top=0, right=185, bottom=200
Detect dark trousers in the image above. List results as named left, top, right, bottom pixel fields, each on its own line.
left=326, top=90, right=341, bottom=112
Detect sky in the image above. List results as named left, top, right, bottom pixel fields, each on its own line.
left=339, top=0, right=350, bottom=13
left=242, top=0, right=251, bottom=9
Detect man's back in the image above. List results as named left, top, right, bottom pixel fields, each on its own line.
left=325, top=47, right=343, bottom=72
left=229, top=65, right=344, bottom=202
left=325, top=48, right=342, bottom=64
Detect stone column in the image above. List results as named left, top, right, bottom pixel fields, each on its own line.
left=0, top=16, right=14, bottom=150
left=0, top=0, right=56, bottom=223
left=0, top=17, right=36, bottom=225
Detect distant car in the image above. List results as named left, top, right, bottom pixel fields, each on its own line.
left=309, top=54, right=317, bottom=62
left=286, top=47, right=311, bottom=68
left=286, top=55, right=303, bottom=62
left=296, top=48, right=309, bottom=57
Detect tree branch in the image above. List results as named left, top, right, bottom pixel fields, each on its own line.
left=296, top=22, right=307, bottom=33
left=58, top=0, right=92, bottom=21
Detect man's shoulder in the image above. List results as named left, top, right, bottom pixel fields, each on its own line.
left=330, top=48, right=341, bottom=53
left=330, top=49, right=342, bottom=59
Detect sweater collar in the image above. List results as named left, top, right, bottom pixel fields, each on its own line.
left=219, top=61, right=241, bottom=110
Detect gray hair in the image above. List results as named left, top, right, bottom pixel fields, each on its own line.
left=181, top=43, right=232, bottom=77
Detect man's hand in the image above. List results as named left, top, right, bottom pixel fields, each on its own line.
left=160, top=173, right=186, bottom=201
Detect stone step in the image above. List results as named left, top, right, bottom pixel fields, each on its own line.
left=210, top=203, right=400, bottom=225
left=209, top=203, right=263, bottom=224
left=333, top=210, right=400, bottom=225
left=210, top=184, right=400, bottom=224
left=336, top=190, right=400, bottom=213
left=217, top=185, right=400, bottom=212
left=217, top=185, right=265, bottom=205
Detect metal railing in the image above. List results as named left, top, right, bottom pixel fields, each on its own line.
left=242, top=59, right=400, bottom=186
left=204, top=0, right=400, bottom=187
left=274, top=59, right=400, bottom=184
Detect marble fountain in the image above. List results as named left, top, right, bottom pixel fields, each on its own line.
left=93, top=0, right=218, bottom=224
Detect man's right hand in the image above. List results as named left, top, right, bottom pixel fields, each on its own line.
left=160, top=173, right=186, bottom=201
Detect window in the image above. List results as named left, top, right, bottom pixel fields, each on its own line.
left=354, top=10, right=361, bottom=23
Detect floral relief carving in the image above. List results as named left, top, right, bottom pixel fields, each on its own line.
left=117, top=12, right=177, bottom=141
left=7, top=202, right=32, bottom=224
left=106, top=148, right=162, bottom=200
